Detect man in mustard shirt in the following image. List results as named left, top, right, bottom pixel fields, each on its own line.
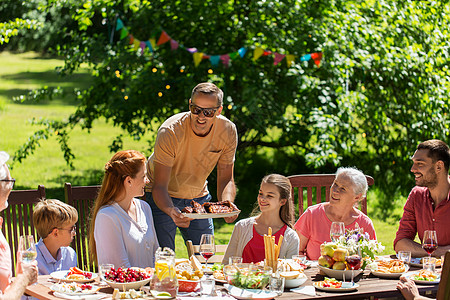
left=145, top=82, right=238, bottom=250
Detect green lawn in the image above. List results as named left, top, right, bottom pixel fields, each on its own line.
left=0, top=51, right=404, bottom=258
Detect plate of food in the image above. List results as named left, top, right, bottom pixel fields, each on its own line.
left=50, top=282, right=100, bottom=296
left=410, top=257, right=442, bottom=268
left=224, top=284, right=278, bottom=300
left=50, top=267, right=97, bottom=283
left=318, top=265, right=363, bottom=281
left=371, top=259, right=409, bottom=279
left=404, top=270, right=440, bottom=285
left=313, top=277, right=359, bottom=292
left=104, top=267, right=152, bottom=291
left=181, top=200, right=240, bottom=219
left=211, top=263, right=226, bottom=283
left=112, top=288, right=151, bottom=299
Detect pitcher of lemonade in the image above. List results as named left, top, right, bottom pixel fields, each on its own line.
left=151, top=247, right=178, bottom=297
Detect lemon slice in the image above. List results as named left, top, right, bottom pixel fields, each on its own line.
left=157, top=292, right=171, bottom=297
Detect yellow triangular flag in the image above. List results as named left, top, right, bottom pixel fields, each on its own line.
left=193, top=52, right=204, bottom=67
left=133, top=39, right=140, bottom=50
left=253, top=47, right=264, bottom=61
left=149, top=38, right=156, bottom=49
left=286, top=54, right=296, bottom=67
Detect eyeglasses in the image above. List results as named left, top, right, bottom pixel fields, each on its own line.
left=58, top=225, right=77, bottom=235
left=0, top=178, right=15, bottom=188
left=189, top=104, right=220, bottom=118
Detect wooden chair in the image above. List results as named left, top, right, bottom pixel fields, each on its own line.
left=437, top=250, right=450, bottom=300
left=0, top=185, right=46, bottom=276
left=288, top=174, right=374, bottom=216
left=64, top=182, right=100, bottom=272
left=186, top=240, right=228, bottom=264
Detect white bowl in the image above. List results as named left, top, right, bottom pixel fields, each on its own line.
left=104, top=278, right=151, bottom=291
left=284, top=274, right=307, bottom=289
left=318, top=265, right=363, bottom=281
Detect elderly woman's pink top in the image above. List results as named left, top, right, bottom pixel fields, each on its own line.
left=0, top=217, right=12, bottom=293
left=294, top=203, right=376, bottom=260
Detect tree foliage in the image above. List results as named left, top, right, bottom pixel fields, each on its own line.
left=7, top=0, right=450, bottom=216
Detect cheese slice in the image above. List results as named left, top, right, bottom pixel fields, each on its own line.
left=190, top=255, right=202, bottom=271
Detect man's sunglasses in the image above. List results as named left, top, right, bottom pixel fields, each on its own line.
left=189, top=104, right=220, bottom=118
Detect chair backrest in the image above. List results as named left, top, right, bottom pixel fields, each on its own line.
left=0, top=185, right=46, bottom=276
left=186, top=240, right=227, bottom=264
left=437, top=250, right=450, bottom=300
left=288, top=174, right=374, bottom=216
left=64, top=182, right=100, bottom=272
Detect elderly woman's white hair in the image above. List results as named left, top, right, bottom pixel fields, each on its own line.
left=335, top=166, right=368, bottom=197
left=0, top=151, right=10, bottom=180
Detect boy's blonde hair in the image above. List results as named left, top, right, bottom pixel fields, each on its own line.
left=33, top=199, right=78, bottom=239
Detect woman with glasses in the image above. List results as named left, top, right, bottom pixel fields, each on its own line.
left=145, top=82, right=238, bottom=251
left=0, top=151, right=38, bottom=299
left=32, top=199, right=78, bottom=275
left=89, top=150, right=159, bottom=268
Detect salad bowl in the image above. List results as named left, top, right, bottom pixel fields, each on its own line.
left=223, top=263, right=272, bottom=289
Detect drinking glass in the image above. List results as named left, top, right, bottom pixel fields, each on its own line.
left=99, top=263, right=114, bottom=283
left=330, top=222, right=345, bottom=242
left=422, top=256, right=436, bottom=273
left=345, top=254, right=361, bottom=286
left=229, top=256, right=242, bottom=265
left=269, top=276, right=285, bottom=296
left=422, top=230, right=438, bottom=257
left=19, top=235, right=37, bottom=264
left=397, top=251, right=411, bottom=264
left=199, top=234, right=215, bottom=268
left=201, top=277, right=215, bottom=296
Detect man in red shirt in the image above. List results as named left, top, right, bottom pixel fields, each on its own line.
left=394, top=140, right=450, bottom=257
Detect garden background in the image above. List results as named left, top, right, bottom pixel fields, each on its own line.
left=1, top=0, right=449, bottom=258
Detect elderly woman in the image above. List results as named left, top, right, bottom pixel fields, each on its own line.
left=294, top=167, right=376, bottom=260
left=0, top=151, right=38, bottom=299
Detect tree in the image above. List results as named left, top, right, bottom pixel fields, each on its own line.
left=10, top=0, right=450, bottom=215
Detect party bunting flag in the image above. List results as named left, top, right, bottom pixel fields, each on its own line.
left=170, top=39, right=179, bottom=50
left=300, top=54, right=311, bottom=61
left=116, top=19, right=124, bottom=31
left=139, top=41, right=146, bottom=52
left=157, top=31, right=171, bottom=46
left=220, top=54, right=230, bottom=67
left=133, top=39, right=140, bottom=50
left=273, top=53, right=285, bottom=65
left=193, top=52, right=204, bottom=67
left=113, top=18, right=322, bottom=70
left=310, top=52, right=323, bottom=67
left=238, top=47, right=247, bottom=58
left=253, top=47, right=264, bottom=61
left=210, top=55, right=220, bottom=67
left=120, top=28, right=128, bottom=40
left=229, top=51, right=239, bottom=60
left=286, top=54, right=296, bottom=67
left=145, top=41, right=153, bottom=53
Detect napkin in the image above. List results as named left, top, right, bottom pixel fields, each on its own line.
left=290, top=285, right=316, bottom=296
left=53, top=292, right=105, bottom=300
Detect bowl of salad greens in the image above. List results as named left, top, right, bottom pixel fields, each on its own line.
left=223, top=263, right=272, bottom=289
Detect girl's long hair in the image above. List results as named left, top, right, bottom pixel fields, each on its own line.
left=251, top=174, right=294, bottom=228
left=88, top=150, right=146, bottom=264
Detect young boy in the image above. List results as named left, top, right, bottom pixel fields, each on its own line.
left=33, top=199, right=78, bottom=275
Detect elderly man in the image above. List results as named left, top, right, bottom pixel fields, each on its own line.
left=145, top=82, right=238, bottom=250
left=0, top=151, right=38, bottom=299
left=394, top=140, right=450, bottom=257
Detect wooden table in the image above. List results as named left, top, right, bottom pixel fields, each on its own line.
left=26, top=267, right=439, bottom=300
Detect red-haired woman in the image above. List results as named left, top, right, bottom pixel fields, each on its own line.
left=89, top=150, right=159, bottom=268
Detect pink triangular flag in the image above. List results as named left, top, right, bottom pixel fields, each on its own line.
left=170, top=39, right=179, bottom=50
left=273, top=53, right=286, bottom=65
left=220, top=54, right=230, bottom=67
